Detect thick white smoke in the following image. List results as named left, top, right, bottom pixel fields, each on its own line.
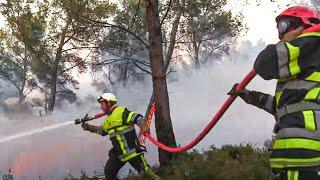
left=1, top=0, right=312, bottom=178
left=0, top=41, right=276, bottom=179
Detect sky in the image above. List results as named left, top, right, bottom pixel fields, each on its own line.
left=0, top=0, right=316, bottom=179
left=231, top=0, right=294, bottom=43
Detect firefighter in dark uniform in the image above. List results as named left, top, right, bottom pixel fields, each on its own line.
left=229, top=6, right=320, bottom=180
left=78, top=93, right=160, bottom=180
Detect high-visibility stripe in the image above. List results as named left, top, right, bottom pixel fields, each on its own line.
left=270, top=156, right=320, bottom=168
left=127, top=112, right=135, bottom=124
left=276, top=102, right=320, bottom=119
left=116, top=134, right=127, bottom=155
left=121, top=134, right=129, bottom=149
left=286, top=42, right=300, bottom=76
left=276, top=80, right=318, bottom=91
left=108, top=125, right=132, bottom=134
left=304, top=87, right=320, bottom=100
left=139, top=155, right=161, bottom=180
left=276, top=128, right=320, bottom=140
left=287, top=170, right=299, bottom=180
left=276, top=91, right=283, bottom=106
left=276, top=42, right=290, bottom=78
left=109, top=127, right=134, bottom=138
left=306, top=71, right=320, bottom=82
left=140, top=155, right=149, bottom=171
left=273, top=138, right=320, bottom=151
left=293, top=171, right=298, bottom=180
left=120, top=151, right=140, bottom=162
left=303, top=110, right=316, bottom=131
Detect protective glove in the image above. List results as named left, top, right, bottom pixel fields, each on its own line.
left=81, top=122, right=90, bottom=131
left=138, top=124, right=150, bottom=145
left=81, top=123, right=100, bottom=133
left=227, top=83, right=249, bottom=97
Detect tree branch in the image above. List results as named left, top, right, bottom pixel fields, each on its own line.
left=24, top=86, right=36, bottom=97
left=48, top=35, right=60, bottom=46
left=160, top=0, right=172, bottom=27
left=79, top=16, right=149, bottom=48
left=92, top=59, right=119, bottom=66
left=62, top=50, right=93, bottom=73
left=133, top=62, right=152, bottom=74
left=64, top=30, right=77, bottom=44
left=93, top=57, right=150, bottom=67
left=62, top=46, right=100, bottom=53
left=201, top=40, right=230, bottom=64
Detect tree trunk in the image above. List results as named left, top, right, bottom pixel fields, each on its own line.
left=48, top=18, right=72, bottom=112
left=18, top=52, right=28, bottom=104
left=18, top=89, right=25, bottom=104
left=48, top=67, right=58, bottom=112
left=145, top=0, right=177, bottom=167
left=194, top=43, right=200, bottom=68
left=193, top=34, right=200, bottom=68
left=164, top=0, right=182, bottom=69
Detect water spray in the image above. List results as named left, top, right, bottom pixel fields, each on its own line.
left=0, top=121, right=74, bottom=144
left=0, top=107, right=97, bottom=144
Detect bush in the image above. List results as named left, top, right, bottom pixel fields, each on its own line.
left=56, top=144, right=275, bottom=180
left=130, top=143, right=274, bottom=180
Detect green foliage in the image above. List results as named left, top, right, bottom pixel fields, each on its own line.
left=180, top=0, right=246, bottom=67
left=0, top=0, right=116, bottom=109
left=96, top=0, right=150, bottom=88
left=164, top=144, right=271, bottom=180
left=67, top=144, right=273, bottom=180
left=0, top=15, right=37, bottom=102
left=131, top=144, right=273, bottom=180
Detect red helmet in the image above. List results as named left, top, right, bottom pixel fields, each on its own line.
left=276, top=6, right=319, bottom=26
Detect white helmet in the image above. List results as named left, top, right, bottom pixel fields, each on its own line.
left=98, top=93, right=117, bottom=103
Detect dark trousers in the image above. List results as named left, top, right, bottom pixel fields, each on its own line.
left=277, top=168, right=320, bottom=180
left=104, top=153, right=150, bottom=180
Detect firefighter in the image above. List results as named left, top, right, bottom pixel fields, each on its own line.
left=77, top=93, right=160, bottom=180
left=229, top=6, right=320, bottom=180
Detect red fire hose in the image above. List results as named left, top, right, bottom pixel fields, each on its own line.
left=144, top=70, right=256, bottom=153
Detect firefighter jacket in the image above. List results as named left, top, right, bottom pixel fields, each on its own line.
left=96, top=106, right=144, bottom=162
left=252, top=25, right=320, bottom=169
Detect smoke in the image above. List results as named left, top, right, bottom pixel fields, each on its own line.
left=118, top=41, right=276, bottom=164
left=6, top=1, right=319, bottom=179
left=310, top=0, right=320, bottom=11
left=0, top=40, right=277, bottom=179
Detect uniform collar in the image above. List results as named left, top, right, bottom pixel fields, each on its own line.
left=108, top=105, right=118, bottom=115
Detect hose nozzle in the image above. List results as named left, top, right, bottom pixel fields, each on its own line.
left=75, top=114, right=90, bottom=125
left=74, top=119, right=82, bottom=124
